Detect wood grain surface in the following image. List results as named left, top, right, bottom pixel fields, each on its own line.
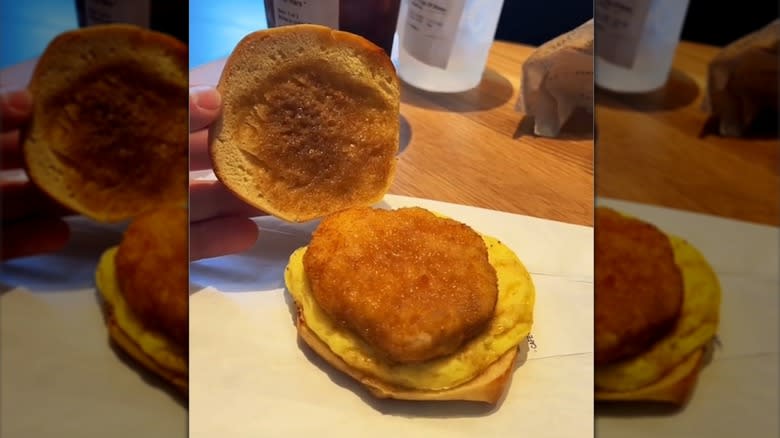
left=190, top=40, right=595, bottom=227
left=596, top=41, right=779, bottom=226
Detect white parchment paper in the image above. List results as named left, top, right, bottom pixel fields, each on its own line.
left=190, top=194, right=594, bottom=438
left=595, top=198, right=779, bottom=438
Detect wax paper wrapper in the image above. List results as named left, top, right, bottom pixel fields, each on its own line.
left=516, top=19, right=594, bottom=137
left=703, top=19, right=779, bottom=137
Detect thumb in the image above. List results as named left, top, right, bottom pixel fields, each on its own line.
left=189, top=85, right=221, bottom=132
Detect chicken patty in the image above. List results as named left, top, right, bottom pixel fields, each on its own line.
left=303, top=207, right=499, bottom=364
left=595, top=207, right=684, bottom=365
left=115, top=205, right=188, bottom=348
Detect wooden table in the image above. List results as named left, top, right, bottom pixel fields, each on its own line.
left=191, top=40, right=595, bottom=227
left=596, top=40, right=779, bottom=226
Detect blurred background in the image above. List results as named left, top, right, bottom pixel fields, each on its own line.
left=187, top=0, right=593, bottom=69
left=594, top=1, right=777, bottom=437
left=0, top=0, right=77, bottom=68
left=3, top=0, right=779, bottom=70
left=681, top=0, right=779, bottom=46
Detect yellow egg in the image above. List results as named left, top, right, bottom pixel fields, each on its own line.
left=95, top=247, right=187, bottom=375
left=595, top=234, right=721, bottom=392
left=285, top=234, right=535, bottom=391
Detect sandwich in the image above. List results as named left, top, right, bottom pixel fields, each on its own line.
left=284, top=207, right=535, bottom=403
left=95, top=205, right=188, bottom=394
left=209, top=24, right=399, bottom=223
left=594, top=207, right=721, bottom=405
left=22, top=24, right=188, bottom=223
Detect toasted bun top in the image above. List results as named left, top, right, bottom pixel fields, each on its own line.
left=210, top=24, right=400, bottom=223
left=22, top=24, right=188, bottom=223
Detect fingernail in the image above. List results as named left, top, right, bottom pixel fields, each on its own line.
left=2, top=89, right=32, bottom=113
left=190, top=85, right=221, bottom=111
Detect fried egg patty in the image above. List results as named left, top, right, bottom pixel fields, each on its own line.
left=96, top=247, right=187, bottom=375
left=94, top=206, right=188, bottom=388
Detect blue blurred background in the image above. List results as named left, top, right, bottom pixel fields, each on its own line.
left=0, top=0, right=269, bottom=69
left=188, top=0, right=267, bottom=69
left=0, top=0, right=79, bottom=68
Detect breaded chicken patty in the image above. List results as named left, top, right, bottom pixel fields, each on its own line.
left=303, top=207, right=499, bottom=364
left=595, top=207, right=684, bottom=365
left=115, top=205, right=188, bottom=347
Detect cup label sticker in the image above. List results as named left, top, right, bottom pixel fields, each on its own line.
left=272, top=0, right=339, bottom=29
left=83, top=0, right=151, bottom=28
left=402, top=0, right=467, bottom=69
left=595, top=0, right=653, bottom=68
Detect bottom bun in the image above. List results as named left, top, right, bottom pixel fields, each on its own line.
left=296, top=310, right=517, bottom=404
left=595, top=348, right=704, bottom=405
left=96, top=247, right=187, bottom=395
left=104, top=311, right=188, bottom=395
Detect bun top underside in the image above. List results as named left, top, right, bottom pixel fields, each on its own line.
left=23, top=24, right=188, bottom=223
left=210, top=25, right=400, bottom=223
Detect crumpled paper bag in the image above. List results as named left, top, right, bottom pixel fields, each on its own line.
left=516, top=19, right=594, bottom=137
left=704, top=19, right=779, bottom=137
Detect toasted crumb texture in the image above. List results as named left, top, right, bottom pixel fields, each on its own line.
left=22, top=24, right=188, bottom=223
left=210, top=24, right=399, bottom=223
left=595, top=207, right=684, bottom=365
left=303, top=207, right=499, bottom=364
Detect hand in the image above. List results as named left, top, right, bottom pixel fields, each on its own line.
left=1, top=89, right=71, bottom=261
left=189, top=85, right=265, bottom=261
